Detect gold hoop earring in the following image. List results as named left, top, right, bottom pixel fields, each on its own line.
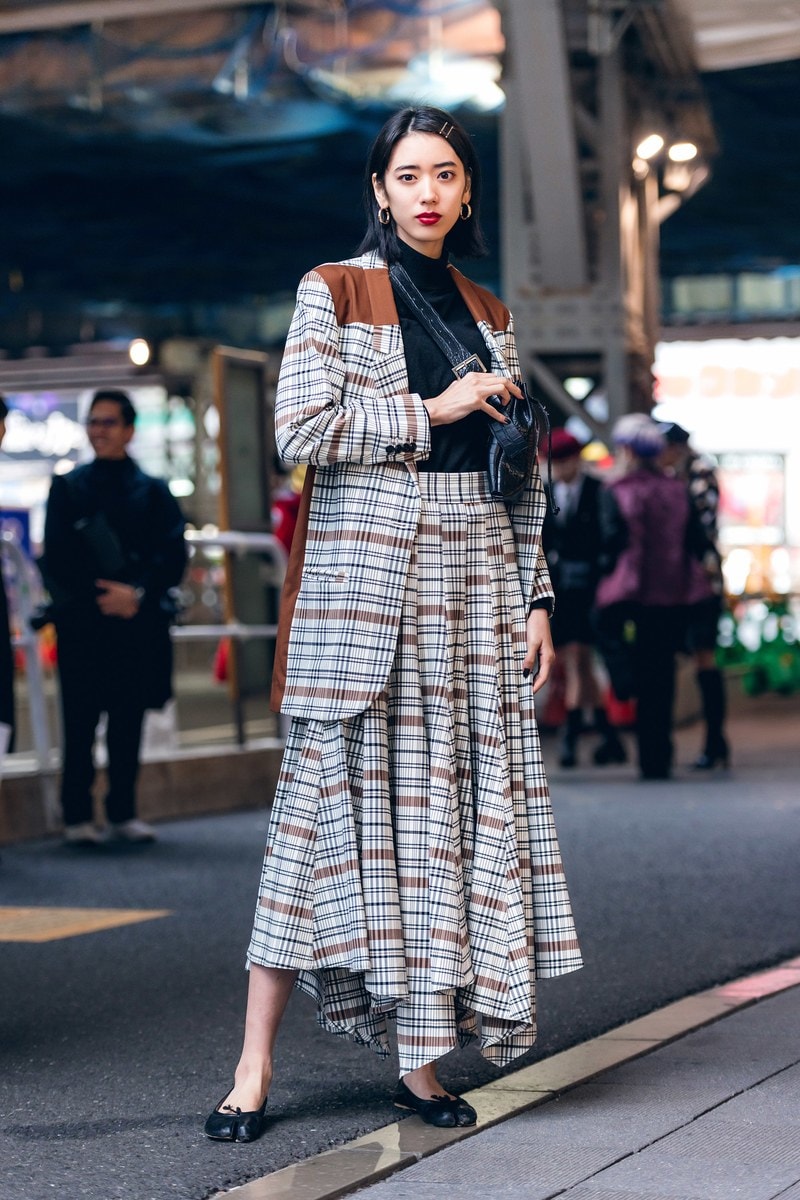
left=378, top=207, right=391, bottom=226
left=460, top=202, right=472, bottom=221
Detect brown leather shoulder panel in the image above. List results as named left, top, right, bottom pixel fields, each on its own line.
left=449, top=266, right=510, bottom=331
left=313, top=262, right=398, bottom=327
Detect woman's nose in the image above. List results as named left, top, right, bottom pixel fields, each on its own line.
left=420, top=176, right=438, bottom=202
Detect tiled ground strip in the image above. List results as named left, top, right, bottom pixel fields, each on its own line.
left=213, top=955, right=800, bottom=1200
left=0, top=906, right=171, bottom=942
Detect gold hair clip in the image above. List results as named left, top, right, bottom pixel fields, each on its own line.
left=439, top=121, right=454, bottom=139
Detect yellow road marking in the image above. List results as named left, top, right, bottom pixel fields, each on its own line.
left=0, top=906, right=171, bottom=943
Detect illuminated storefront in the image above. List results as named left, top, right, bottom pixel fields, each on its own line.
left=653, top=336, right=800, bottom=597
left=0, top=383, right=196, bottom=552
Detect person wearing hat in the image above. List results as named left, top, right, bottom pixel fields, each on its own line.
left=661, top=423, right=729, bottom=769
left=543, top=428, right=626, bottom=768
left=595, top=415, right=708, bottom=780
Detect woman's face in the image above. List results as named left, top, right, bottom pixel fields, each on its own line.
left=372, top=131, right=471, bottom=259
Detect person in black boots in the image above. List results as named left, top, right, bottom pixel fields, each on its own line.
left=661, top=423, right=729, bottom=770
left=543, top=429, right=626, bottom=769
left=43, top=389, right=187, bottom=845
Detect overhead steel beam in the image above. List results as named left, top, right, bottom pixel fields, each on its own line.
left=597, top=40, right=629, bottom=424
left=502, top=0, right=588, bottom=290
left=0, top=0, right=288, bottom=35
left=527, top=355, right=606, bottom=441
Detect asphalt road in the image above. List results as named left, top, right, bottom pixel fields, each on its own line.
left=1, top=694, right=799, bottom=1200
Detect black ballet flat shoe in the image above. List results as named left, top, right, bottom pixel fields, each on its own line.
left=393, top=1080, right=477, bottom=1128
left=204, top=1089, right=268, bottom=1143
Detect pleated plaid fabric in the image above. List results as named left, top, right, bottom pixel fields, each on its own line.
left=248, top=471, right=582, bottom=1074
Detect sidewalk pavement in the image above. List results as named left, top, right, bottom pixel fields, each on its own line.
left=215, top=957, right=800, bottom=1200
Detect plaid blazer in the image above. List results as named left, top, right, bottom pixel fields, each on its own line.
left=272, top=251, right=554, bottom=719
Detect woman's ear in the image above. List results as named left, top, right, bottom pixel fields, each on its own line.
left=372, top=172, right=386, bottom=207
left=462, top=170, right=472, bottom=206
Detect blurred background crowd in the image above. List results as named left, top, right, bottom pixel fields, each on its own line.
left=1, top=0, right=799, bottom=820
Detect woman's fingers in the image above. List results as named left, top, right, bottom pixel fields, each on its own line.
left=477, top=376, right=521, bottom=401
left=479, top=378, right=520, bottom=421
left=524, top=609, right=555, bottom=694
left=424, top=375, right=521, bottom=426
left=531, top=643, right=555, bottom=693
left=484, top=395, right=510, bottom=422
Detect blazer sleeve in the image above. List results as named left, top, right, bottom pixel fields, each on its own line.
left=274, top=269, right=432, bottom=467
left=502, top=314, right=555, bottom=614
left=528, top=545, right=555, bottom=614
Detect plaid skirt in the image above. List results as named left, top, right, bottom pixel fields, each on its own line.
left=248, top=471, right=582, bottom=1072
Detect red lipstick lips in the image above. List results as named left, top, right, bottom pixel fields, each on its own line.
left=416, top=213, right=441, bottom=225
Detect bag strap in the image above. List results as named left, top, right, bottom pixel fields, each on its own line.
left=389, top=263, right=527, bottom=457
left=388, top=263, right=558, bottom=511
left=389, top=263, right=487, bottom=379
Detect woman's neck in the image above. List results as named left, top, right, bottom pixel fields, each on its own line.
left=397, top=239, right=451, bottom=292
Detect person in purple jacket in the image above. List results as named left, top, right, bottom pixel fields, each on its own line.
left=594, top=415, right=708, bottom=780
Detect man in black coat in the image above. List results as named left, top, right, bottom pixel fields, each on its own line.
left=43, top=389, right=187, bottom=845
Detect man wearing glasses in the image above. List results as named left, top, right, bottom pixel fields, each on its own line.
left=43, top=389, right=187, bottom=845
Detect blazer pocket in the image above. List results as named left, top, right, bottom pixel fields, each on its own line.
left=300, top=565, right=349, bottom=586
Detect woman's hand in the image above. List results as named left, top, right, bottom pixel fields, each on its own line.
left=523, top=607, right=555, bottom=694
left=423, top=374, right=521, bottom=427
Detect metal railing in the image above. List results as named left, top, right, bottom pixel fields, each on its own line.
left=3, top=529, right=59, bottom=818
left=2, top=527, right=289, bottom=797
left=177, top=529, right=288, bottom=742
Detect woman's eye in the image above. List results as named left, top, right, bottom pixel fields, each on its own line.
left=439, top=171, right=454, bottom=181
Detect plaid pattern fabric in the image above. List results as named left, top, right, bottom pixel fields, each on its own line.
left=273, top=253, right=555, bottom=721
left=248, top=471, right=581, bottom=1074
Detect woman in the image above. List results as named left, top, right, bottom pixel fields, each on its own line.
left=205, top=105, right=582, bottom=1143
left=595, top=415, right=702, bottom=780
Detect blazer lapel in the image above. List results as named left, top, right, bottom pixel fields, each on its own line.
left=451, top=272, right=511, bottom=378
left=363, top=263, right=411, bottom=392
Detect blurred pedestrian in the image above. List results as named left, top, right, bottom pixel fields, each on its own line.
left=204, top=105, right=581, bottom=1144
left=0, top=395, right=14, bottom=756
left=42, top=389, right=187, bottom=845
left=543, top=428, right=626, bottom=767
left=595, top=415, right=706, bottom=780
left=661, top=422, right=729, bottom=769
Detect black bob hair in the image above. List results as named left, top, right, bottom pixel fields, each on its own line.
left=357, top=106, right=488, bottom=263
left=89, top=388, right=137, bottom=427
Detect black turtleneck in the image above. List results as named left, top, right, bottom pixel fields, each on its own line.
left=391, top=241, right=491, bottom=473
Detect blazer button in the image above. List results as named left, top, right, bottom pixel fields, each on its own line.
left=385, top=444, right=396, bottom=456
